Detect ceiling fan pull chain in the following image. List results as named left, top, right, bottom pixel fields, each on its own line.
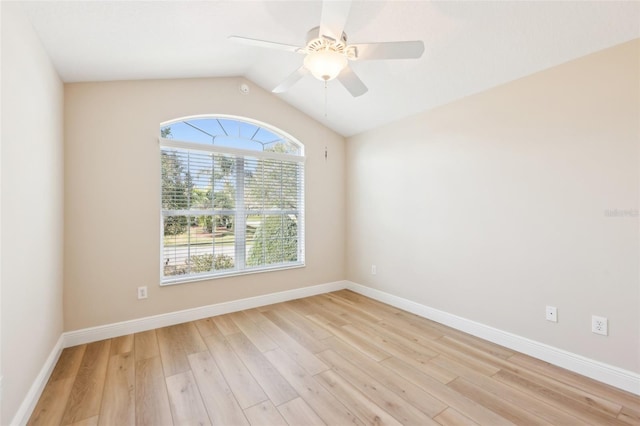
left=324, top=80, right=328, bottom=117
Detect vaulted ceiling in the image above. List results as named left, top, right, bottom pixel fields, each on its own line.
left=20, top=1, right=640, bottom=136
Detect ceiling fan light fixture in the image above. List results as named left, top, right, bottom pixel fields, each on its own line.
left=304, top=49, right=348, bottom=81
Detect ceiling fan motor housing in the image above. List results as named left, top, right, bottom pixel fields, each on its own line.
left=304, top=26, right=357, bottom=59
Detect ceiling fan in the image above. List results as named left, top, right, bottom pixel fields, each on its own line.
left=229, top=0, right=425, bottom=97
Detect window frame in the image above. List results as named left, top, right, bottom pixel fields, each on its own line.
left=159, top=115, right=305, bottom=285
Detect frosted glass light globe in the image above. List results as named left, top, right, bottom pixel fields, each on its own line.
left=304, top=50, right=348, bottom=81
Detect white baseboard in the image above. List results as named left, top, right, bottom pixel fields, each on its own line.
left=11, top=335, right=64, bottom=426
left=64, top=280, right=347, bottom=347
left=345, top=281, right=640, bottom=395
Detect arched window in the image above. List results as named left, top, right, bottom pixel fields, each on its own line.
left=159, top=115, right=305, bottom=284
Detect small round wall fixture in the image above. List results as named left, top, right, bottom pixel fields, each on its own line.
left=239, top=83, right=250, bottom=95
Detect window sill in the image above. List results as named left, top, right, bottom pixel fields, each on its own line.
left=160, top=262, right=305, bottom=286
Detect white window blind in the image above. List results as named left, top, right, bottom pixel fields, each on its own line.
left=160, top=117, right=304, bottom=284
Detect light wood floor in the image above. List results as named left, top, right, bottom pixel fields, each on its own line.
left=29, top=290, right=639, bottom=426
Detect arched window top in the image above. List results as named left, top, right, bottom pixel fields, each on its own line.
left=160, top=115, right=303, bottom=157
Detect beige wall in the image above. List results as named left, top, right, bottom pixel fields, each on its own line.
left=1, top=2, right=65, bottom=424
left=346, top=39, right=640, bottom=372
left=64, top=78, right=345, bottom=331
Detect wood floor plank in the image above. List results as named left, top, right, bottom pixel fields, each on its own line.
left=315, top=369, right=404, bottom=426
left=332, top=290, right=405, bottom=318
left=376, top=317, right=443, bottom=344
left=188, top=350, right=249, bottom=425
left=279, top=302, right=333, bottom=340
left=447, top=377, right=550, bottom=425
left=194, top=317, right=221, bottom=338
left=417, top=319, right=480, bottom=343
left=377, top=306, right=443, bottom=340
left=306, top=295, right=359, bottom=325
left=345, top=321, right=440, bottom=366
left=380, top=308, right=448, bottom=341
left=323, top=336, right=448, bottom=418
left=438, top=331, right=514, bottom=360
left=306, top=314, right=391, bottom=361
left=133, top=330, right=159, bottom=361
left=61, top=340, right=111, bottom=425
left=67, top=416, right=98, bottom=426
left=333, top=291, right=444, bottom=339
left=619, top=406, right=640, bottom=425
left=317, top=349, right=439, bottom=425
left=243, top=401, right=287, bottom=426
left=228, top=311, right=279, bottom=352
left=166, top=370, right=211, bottom=426
left=493, top=369, right=627, bottom=425
left=257, top=316, right=328, bottom=375
left=381, top=356, right=514, bottom=425
left=432, top=355, right=582, bottom=425
left=242, top=307, right=269, bottom=324
left=277, top=397, right=326, bottom=426
left=317, top=293, right=384, bottom=324
left=49, top=345, right=87, bottom=383
left=212, top=313, right=242, bottom=336
left=438, top=336, right=526, bottom=375
left=263, top=348, right=364, bottom=426
left=156, top=322, right=207, bottom=377
left=261, top=309, right=329, bottom=353
left=493, top=357, right=624, bottom=418
left=109, top=334, right=133, bottom=356
left=434, top=407, right=479, bottom=426
left=225, top=332, right=298, bottom=406
left=430, top=354, right=494, bottom=384
left=28, top=377, right=75, bottom=426
left=422, top=337, right=502, bottom=376
left=203, top=332, right=268, bottom=409
left=289, top=298, right=349, bottom=327
left=327, top=323, right=457, bottom=383
left=508, top=352, right=640, bottom=413
left=134, top=357, right=173, bottom=426
left=98, top=352, right=135, bottom=426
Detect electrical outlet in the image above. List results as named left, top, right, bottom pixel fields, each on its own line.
left=545, top=306, right=558, bottom=322
left=592, top=315, right=608, bottom=336
left=371, top=265, right=377, bottom=275
left=137, top=286, right=148, bottom=300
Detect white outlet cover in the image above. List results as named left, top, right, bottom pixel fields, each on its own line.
left=545, top=306, right=557, bottom=322
left=592, top=315, right=608, bottom=336
left=137, top=286, right=148, bottom=299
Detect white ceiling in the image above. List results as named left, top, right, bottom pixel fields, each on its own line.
left=19, top=1, right=640, bottom=137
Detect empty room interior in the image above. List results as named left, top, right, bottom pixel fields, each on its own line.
left=1, top=1, right=639, bottom=425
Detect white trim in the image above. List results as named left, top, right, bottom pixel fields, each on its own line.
left=161, top=263, right=305, bottom=286
left=11, top=335, right=64, bottom=426
left=63, top=281, right=346, bottom=347
left=345, top=281, right=640, bottom=395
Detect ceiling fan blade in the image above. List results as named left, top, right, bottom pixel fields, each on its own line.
left=228, top=36, right=302, bottom=53
left=337, top=66, right=368, bottom=97
left=319, top=0, right=352, bottom=40
left=272, top=66, right=310, bottom=93
left=352, top=41, right=425, bottom=60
